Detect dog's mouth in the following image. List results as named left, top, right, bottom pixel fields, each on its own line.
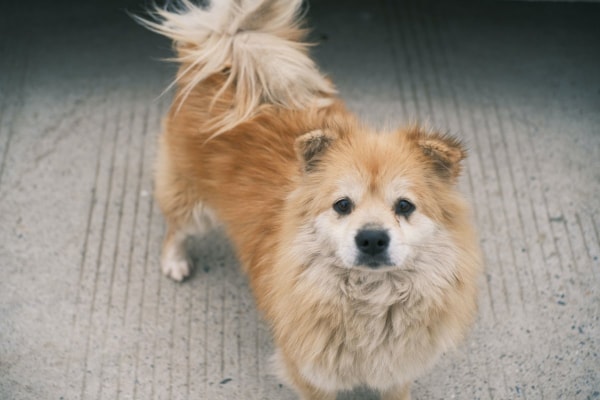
left=354, top=254, right=394, bottom=270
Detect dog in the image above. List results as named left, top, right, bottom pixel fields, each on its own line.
left=139, top=1, right=482, bottom=398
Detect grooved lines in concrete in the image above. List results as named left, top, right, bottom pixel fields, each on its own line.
left=0, top=1, right=598, bottom=399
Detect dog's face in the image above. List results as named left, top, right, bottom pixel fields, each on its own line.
left=312, top=172, right=437, bottom=270
left=290, top=126, right=466, bottom=272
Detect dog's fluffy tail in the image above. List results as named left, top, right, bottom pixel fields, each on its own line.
left=138, top=0, right=336, bottom=134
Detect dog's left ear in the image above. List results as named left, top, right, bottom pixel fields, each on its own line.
left=295, top=129, right=338, bottom=172
left=417, top=132, right=466, bottom=182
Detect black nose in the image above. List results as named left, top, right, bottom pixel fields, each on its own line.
left=355, top=229, right=390, bottom=256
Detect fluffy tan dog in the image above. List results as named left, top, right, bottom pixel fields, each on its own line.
left=140, top=1, right=482, bottom=399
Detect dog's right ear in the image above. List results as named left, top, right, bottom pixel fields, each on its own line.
left=294, top=129, right=337, bottom=172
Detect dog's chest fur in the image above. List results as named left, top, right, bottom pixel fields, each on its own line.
left=288, top=267, right=445, bottom=391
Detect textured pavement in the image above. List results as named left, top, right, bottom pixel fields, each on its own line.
left=1, top=0, right=599, bottom=399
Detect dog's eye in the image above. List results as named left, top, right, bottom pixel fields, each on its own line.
left=333, top=198, right=353, bottom=215
left=395, top=199, right=415, bottom=216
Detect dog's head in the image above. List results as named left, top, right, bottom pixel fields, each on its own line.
left=287, top=124, right=468, bottom=272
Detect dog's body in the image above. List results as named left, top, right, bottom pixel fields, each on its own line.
left=141, top=1, right=482, bottom=399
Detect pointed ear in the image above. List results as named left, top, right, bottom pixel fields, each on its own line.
left=418, top=132, right=466, bottom=181
left=294, top=129, right=338, bottom=172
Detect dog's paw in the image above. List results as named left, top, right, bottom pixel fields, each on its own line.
left=161, top=251, right=191, bottom=282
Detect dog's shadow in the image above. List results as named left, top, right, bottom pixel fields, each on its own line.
left=182, top=228, right=239, bottom=279
left=338, top=387, right=379, bottom=400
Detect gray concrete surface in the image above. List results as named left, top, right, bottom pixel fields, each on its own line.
left=1, top=0, right=599, bottom=399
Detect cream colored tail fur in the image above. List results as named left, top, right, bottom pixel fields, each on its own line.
left=138, top=0, right=336, bottom=133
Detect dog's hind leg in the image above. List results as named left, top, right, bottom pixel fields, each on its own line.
left=154, top=133, right=218, bottom=281
left=160, top=204, right=218, bottom=281
left=161, top=225, right=192, bottom=281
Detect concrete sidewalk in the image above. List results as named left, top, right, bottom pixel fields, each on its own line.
left=1, top=0, right=599, bottom=399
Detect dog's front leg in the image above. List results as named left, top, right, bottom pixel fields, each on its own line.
left=278, top=356, right=336, bottom=400
left=290, top=373, right=337, bottom=400
left=380, top=383, right=411, bottom=400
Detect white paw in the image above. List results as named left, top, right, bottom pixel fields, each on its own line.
left=161, top=248, right=191, bottom=281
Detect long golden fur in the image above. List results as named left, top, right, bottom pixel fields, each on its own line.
left=140, top=1, right=482, bottom=398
